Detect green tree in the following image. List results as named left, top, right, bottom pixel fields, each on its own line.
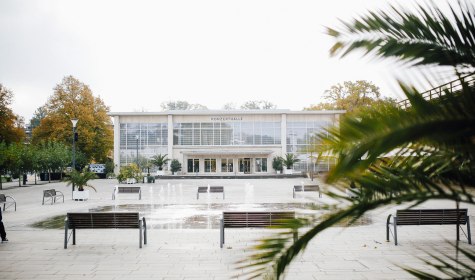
left=30, top=105, right=47, bottom=130
left=150, top=154, right=169, bottom=171
left=244, top=1, right=475, bottom=279
left=32, top=76, right=113, bottom=163
left=0, top=142, right=7, bottom=189
left=272, top=156, right=284, bottom=172
left=160, top=100, right=208, bottom=111
left=37, top=142, right=71, bottom=183
left=282, top=153, right=299, bottom=170
left=170, top=159, right=182, bottom=175
left=305, top=80, right=396, bottom=114
left=0, top=84, right=25, bottom=144
left=64, top=168, right=97, bottom=192
left=240, top=100, right=276, bottom=110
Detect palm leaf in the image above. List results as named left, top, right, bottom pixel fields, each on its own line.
left=327, top=1, right=475, bottom=71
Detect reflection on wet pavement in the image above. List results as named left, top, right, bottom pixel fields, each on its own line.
left=32, top=203, right=372, bottom=229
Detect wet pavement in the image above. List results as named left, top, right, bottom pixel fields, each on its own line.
left=0, top=177, right=473, bottom=279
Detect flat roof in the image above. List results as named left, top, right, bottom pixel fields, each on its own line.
left=108, top=109, right=346, bottom=116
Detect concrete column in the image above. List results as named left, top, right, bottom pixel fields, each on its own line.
left=281, top=114, right=287, bottom=156
left=168, top=115, right=173, bottom=170
left=113, top=116, right=121, bottom=174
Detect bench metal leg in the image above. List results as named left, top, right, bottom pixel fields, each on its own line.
left=386, top=214, right=392, bottom=242
left=223, top=192, right=225, bottom=200
left=197, top=192, right=199, bottom=200
left=64, top=221, right=68, bottom=249
left=393, top=217, right=398, bottom=245
left=293, top=229, right=298, bottom=243
left=319, top=191, right=322, bottom=198
left=139, top=220, right=143, bottom=248
left=73, top=228, right=76, bottom=245
left=143, top=217, right=147, bottom=245
left=467, top=216, right=472, bottom=244
left=139, top=191, right=141, bottom=200
left=220, top=219, right=224, bottom=248
left=293, top=189, right=295, bottom=199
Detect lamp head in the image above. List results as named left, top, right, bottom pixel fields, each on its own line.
left=71, top=118, right=79, bottom=128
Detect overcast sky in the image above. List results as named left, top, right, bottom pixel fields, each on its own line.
left=0, top=0, right=453, bottom=120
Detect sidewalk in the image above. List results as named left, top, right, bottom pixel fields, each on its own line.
left=0, top=178, right=473, bottom=279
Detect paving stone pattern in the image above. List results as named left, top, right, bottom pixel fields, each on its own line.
left=0, top=177, right=473, bottom=279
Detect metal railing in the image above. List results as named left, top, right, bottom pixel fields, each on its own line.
left=397, top=73, right=475, bottom=109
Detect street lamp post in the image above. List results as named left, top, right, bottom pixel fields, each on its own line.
left=135, top=135, right=139, bottom=164
left=71, top=118, right=79, bottom=197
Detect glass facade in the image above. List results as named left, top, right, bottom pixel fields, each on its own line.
left=173, top=122, right=281, bottom=146
left=255, top=158, right=267, bottom=172
left=114, top=112, right=340, bottom=174
left=286, top=121, right=331, bottom=171
left=187, top=159, right=200, bottom=173
left=119, top=123, right=168, bottom=166
left=204, top=159, right=217, bottom=172
left=221, top=158, right=233, bottom=172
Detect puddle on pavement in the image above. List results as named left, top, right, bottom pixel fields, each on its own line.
left=32, top=203, right=372, bottom=229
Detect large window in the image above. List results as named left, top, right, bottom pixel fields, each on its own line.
left=286, top=120, right=331, bottom=171
left=119, top=123, right=168, bottom=166
left=221, top=158, right=233, bottom=172
left=204, top=159, right=216, bottom=172
left=255, top=158, right=267, bottom=172
left=187, top=159, right=199, bottom=173
left=173, top=122, right=281, bottom=146
left=239, top=158, right=251, bottom=173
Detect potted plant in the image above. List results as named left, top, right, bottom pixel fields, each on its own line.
left=65, top=168, right=97, bottom=201
left=117, top=163, right=141, bottom=184
left=170, top=159, right=182, bottom=175
left=151, top=154, right=169, bottom=176
left=283, top=153, right=300, bottom=174
left=272, top=156, right=284, bottom=174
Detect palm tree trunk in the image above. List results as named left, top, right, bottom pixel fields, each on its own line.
left=48, top=170, right=51, bottom=183
left=34, top=172, right=37, bottom=185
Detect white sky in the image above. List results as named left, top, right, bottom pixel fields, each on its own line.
left=0, top=0, right=451, bottom=120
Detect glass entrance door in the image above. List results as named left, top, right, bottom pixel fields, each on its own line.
left=239, top=158, right=251, bottom=174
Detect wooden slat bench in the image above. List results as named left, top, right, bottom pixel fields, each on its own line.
left=42, top=189, right=64, bottom=205
left=386, top=209, right=472, bottom=245
left=112, top=186, right=142, bottom=200
left=0, top=194, right=16, bottom=211
left=197, top=186, right=224, bottom=199
left=293, top=185, right=321, bottom=198
left=220, top=211, right=296, bottom=248
left=64, top=212, right=147, bottom=249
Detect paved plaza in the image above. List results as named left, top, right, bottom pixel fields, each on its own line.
left=0, top=177, right=474, bottom=279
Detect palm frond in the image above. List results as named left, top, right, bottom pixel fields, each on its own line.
left=327, top=1, right=475, bottom=71
left=402, top=244, right=475, bottom=279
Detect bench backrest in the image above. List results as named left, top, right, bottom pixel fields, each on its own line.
left=117, top=187, right=141, bottom=193
left=198, top=186, right=224, bottom=193
left=396, top=209, right=468, bottom=225
left=209, top=186, right=224, bottom=193
left=294, top=185, right=319, bottom=192
left=44, top=189, right=57, bottom=196
left=223, top=211, right=295, bottom=228
left=67, top=212, right=140, bottom=229
left=0, top=194, right=5, bottom=202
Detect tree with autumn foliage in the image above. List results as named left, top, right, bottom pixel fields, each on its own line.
left=0, top=84, right=25, bottom=144
left=305, top=80, right=396, bottom=114
left=32, top=76, right=113, bottom=163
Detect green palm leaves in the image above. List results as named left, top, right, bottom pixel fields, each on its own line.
left=150, top=154, right=169, bottom=170
left=242, top=1, right=475, bottom=279
left=328, top=1, right=475, bottom=71
left=65, top=169, right=97, bottom=192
